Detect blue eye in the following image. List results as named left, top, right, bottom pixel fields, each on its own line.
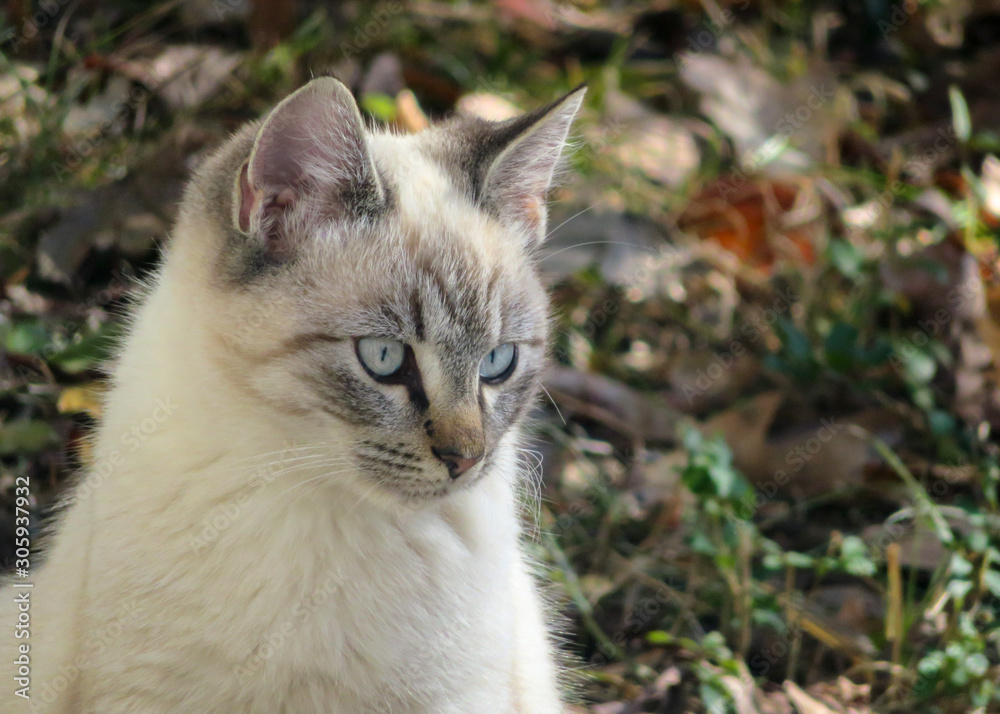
left=479, top=343, right=517, bottom=382
left=357, top=338, right=406, bottom=377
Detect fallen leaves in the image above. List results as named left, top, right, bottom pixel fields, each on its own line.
left=679, top=179, right=821, bottom=273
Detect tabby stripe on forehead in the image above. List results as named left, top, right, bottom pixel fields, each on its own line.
left=424, top=267, right=465, bottom=326
left=410, top=288, right=426, bottom=341
left=486, top=266, right=502, bottom=302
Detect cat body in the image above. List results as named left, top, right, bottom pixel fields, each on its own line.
left=1, top=78, right=583, bottom=713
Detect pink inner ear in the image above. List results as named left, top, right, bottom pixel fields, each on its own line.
left=519, top=194, right=544, bottom=236
left=238, top=164, right=256, bottom=233
left=238, top=164, right=300, bottom=235
left=274, top=188, right=297, bottom=209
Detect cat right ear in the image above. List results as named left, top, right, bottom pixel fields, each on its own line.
left=465, top=85, right=586, bottom=248
left=233, top=77, right=386, bottom=256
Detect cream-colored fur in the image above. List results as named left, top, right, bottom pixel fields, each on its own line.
left=1, top=79, right=582, bottom=713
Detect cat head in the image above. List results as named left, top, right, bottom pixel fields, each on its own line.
left=177, top=77, right=584, bottom=502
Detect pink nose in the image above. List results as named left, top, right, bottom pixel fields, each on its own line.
left=433, top=448, right=484, bottom=479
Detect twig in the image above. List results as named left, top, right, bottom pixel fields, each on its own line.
left=852, top=426, right=955, bottom=545
left=540, top=524, right=631, bottom=667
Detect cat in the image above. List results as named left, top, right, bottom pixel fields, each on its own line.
left=0, top=76, right=585, bottom=713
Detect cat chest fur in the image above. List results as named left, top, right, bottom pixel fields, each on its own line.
left=204, top=474, right=523, bottom=712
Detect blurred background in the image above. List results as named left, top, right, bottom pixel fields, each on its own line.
left=2, top=1, right=1000, bottom=711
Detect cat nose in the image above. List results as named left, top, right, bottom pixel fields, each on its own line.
left=432, top=447, right=483, bottom=479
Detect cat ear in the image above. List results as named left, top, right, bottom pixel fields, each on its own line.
left=476, top=85, right=586, bottom=246
left=234, top=77, right=386, bottom=254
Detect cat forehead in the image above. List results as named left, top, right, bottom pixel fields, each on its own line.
left=297, top=214, right=547, bottom=346
left=368, top=131, right=481, bottom=233
left=310, top=130, right=542, bottom=310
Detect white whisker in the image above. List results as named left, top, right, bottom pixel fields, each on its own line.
left=539, top=239, right=659, bottom=264
left=544, top=202, right=601, bottom=240
left=539, top=384, right=566, bottom=426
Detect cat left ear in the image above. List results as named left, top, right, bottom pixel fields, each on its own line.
left=477, top=85, right=586, bottom=246
left=234, top=77, right=386, bottom=255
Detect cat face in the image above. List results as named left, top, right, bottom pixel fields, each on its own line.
left=181, top=78, right=583, bottom=501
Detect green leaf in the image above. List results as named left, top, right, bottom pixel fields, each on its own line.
left=825, top=322, right=858, bottom=372
left=982, top=568, right=1000, bottom=597
left=751, top=608, right=786, bottom=632
left=762, top=554, right=784, bottom=570
left=950, top=665, right=971, bottom=687
left=701, top=630, right=731, bottom=658
left=698, top=683, right=731, bottom=714
left=928, top=410, right=957, bottom=436
left=966, top=653, right=989, bottom=678
left=949, top=85, right=972, bottom=143
left=777, top=318, right=812, bottom=364
left=785, top=551, right=814, bottom=569
left=893, top=342, right=937, bottom=385
left=0, top=419, right=60, bottom=456
left=4, top=320, right=53, bottom=355
left=845, top=557, right=877, bottom=577
left=679, top=429, right=750, bottom=503
left=918, top=650, right=945, bottom=675
left=949, top=553, right=974, bottom=578
left=48, top=322, right=121, bottom=374
left=828, top=239, right=864, bottom=278
left=833, top=536, right=876, bottom=575
left=968, top=529, right=989, bottom=553
left=360, top=93, right=397, bottom=122
left=858, top=336, right=893, bottom=366
left=690, top=530, right=716, bottom=556
left=645, top=630, right=674, bottom=646
left=946, top=579, right=973, bottom=600
left=841, top=535, right=868, bottom=559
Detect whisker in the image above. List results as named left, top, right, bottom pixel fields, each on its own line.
left=539, top=239, right=660, bottom=264
left=345, top=479, right=383, bottom=517
left=225, top=454, right=351, bottom=491
left=539, top=384, right=566, bottom=426
left=226, top=444, right=329, bottom=469
left=273, top=465, right=357, bottom=510
left=545, top=202, right=601, bottom=240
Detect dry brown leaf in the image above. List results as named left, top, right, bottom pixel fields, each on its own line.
left=700, top=392, right=901, bottom=498
left=601, top=90, right=699, bottom=189
left=589, top=703, right=625, bottom=714
left=456, top=92, right=521, bottom=122
left=0, top=64, right=46, bottom=147
left=977, top=281, right=1000, bottom=368
left=543, top=367, right=681, bottom=445
left=651, top=665, right=682, bottom=697
left=981, top=155, right=1000, bottom=221
left=57, top=384, right=105, bottom=419
left=679, top=55, right=843, bottom=172
left=114, top=45, right=243, bottom=111
left=395, top=90, right=429, bottom=133
left=784, top=681, right=841, bottom=714
left=678, top=179, right=820, bottom=273
left=757, top=688, right=795, bottom=714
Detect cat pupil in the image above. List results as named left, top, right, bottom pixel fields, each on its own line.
left=380, top=347, right=388, bottom=362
